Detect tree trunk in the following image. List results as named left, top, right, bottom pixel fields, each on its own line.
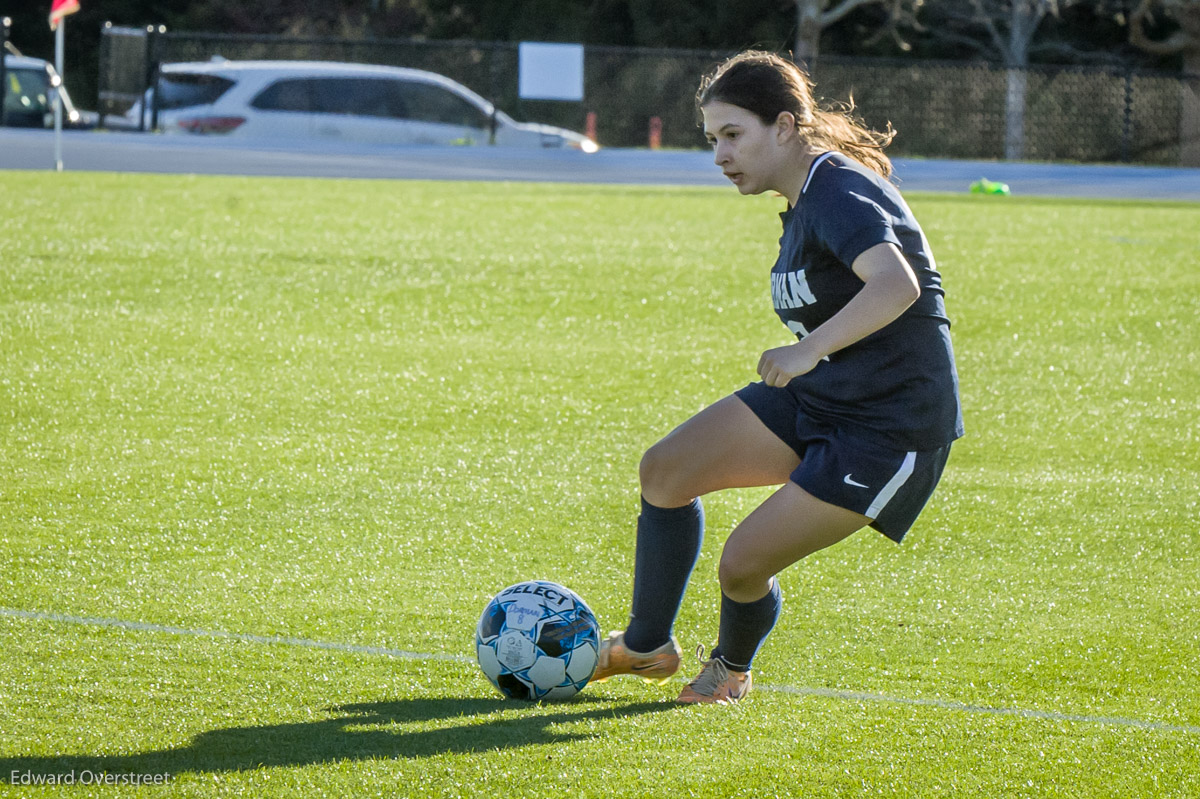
left=1182, top=54, right=1200, bottom=167
left=1004, top=67, right=1027, bottom=160
left=1128, top=0, right=1200, bottom=166
left=999, top=1, right=1043, bottom=161
left=794, top=0, right=822, bottom=68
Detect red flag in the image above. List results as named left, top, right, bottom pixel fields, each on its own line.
left=50, top=0, right=80, bottom=31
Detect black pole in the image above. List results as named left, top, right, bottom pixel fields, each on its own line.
left=488, top=43, right=501, bottom=145
left=144, top=26, right=156, bottom=131
left=1, top=17, right=10, bottom=128
left=97, top=21, right=112, bottom=128
left=1121, top=68, right=1134, bottom=164
left=148, top=25, right=167, bottom=132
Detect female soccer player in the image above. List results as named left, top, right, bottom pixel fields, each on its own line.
left=592, top=51, right=964, bottom=703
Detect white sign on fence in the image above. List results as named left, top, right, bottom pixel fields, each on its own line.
left=518, top=42, right=584, bottom=102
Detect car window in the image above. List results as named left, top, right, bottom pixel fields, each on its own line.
left=156, top=73, right=235, bottom=110
left=250, top=78, right=315, bottom=113
left=4, top=67, right=51, bottom=115
left=311, top=78, right=407, bottom=118
left=252, top=77, right=407, bottom=119
left=247, top=74, right=487, bottom=129
left=398, top=82, right=487, bottom=128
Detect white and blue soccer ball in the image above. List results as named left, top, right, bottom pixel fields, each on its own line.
left=475, top=580, right=600, bottom=701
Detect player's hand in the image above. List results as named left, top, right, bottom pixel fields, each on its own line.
left=757, top=342, right=822, bottom=387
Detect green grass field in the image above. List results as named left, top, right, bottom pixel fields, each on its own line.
left=1, top=170, right=1198, bottom=797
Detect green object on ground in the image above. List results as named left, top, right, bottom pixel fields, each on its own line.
left=970, top=177, right=1011, bottom=195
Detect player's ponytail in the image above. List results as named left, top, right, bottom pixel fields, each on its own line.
left=696, top=50, right=895, bottom=179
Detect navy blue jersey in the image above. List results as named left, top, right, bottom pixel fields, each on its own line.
left=772, top=152, right=964, bottom=450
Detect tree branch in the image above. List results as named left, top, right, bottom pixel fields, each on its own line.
left=1129, top=0, right=1192, bottom=55
left=819, top=0, right=890, bottom=28
left=969, top=0, right=1011, bottom=56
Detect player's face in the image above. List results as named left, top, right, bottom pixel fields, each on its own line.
left=702, top=101, right=786, bottom=196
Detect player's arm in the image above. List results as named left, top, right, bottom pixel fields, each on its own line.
left=757, top=242, right=920, bottom=388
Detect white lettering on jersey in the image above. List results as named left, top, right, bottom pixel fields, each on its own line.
left=772, top=270, right=816, bottom=310
left=786, top=320, right=830, bottom=361
left=786, top=320, right=810, bottom=338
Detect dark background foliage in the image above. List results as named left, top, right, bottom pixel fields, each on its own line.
left=0, top=0, right=1181, bottom=112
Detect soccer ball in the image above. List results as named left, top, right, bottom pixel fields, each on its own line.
left=475, top=580, right=600, bottom=701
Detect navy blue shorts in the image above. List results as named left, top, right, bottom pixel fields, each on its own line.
left=735, top=382, right=952, bottom=543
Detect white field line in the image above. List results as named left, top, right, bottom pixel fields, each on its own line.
left=1, top=607, right=471, bottom=663
left=4, top=606, right=1198, bottom=736
left=760, top=684, right=1200, bottom=734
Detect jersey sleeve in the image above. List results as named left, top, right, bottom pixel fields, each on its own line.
left=812, top=179, right=902, bottom=269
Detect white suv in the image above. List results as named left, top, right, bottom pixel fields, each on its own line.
left=122, top=60, right=598, bottom=152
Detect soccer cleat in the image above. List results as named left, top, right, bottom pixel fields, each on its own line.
left=590, top=630, right=682, bottom=684
left=676, top=648, right=753, bottom=704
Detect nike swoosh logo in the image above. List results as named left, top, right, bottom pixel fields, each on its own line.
left=843, top=474, right=869, bottom=488
left=631, top=660, right=668, bottom=671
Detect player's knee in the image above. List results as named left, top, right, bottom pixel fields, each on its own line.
left=638, top=441, right=668, bottom=488
left=718, top=550, right=769, bottom=600
left=639, top=440, right=691, bottom=506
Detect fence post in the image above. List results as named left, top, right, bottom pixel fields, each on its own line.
left=0, top=17, right=10, bottom=128
left=145, top=25, right=166, bottom=132
left=1121, top=68, right=1133, bottom=163
left=97, top=21, right=109, bottom=128
left=488, top=41, right=502, bottom=144
left=1181, top=72, right=1200, bottom=168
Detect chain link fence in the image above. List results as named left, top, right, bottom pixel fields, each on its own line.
left=98, top=26, right=1196, bottom=166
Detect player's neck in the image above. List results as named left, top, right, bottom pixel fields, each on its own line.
left=780, top=145, right=826, bottom=207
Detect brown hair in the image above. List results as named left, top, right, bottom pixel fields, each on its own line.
left=697, top=50, right=895, bottom=179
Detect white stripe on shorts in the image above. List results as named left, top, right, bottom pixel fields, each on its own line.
left=866, top=451, right=917, bottom=519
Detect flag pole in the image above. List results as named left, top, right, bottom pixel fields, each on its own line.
left=54, top=19, right=64, bottom=171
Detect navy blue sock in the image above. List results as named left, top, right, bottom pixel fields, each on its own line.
left=712, top=578, right=782, bottom=672
left=623, top=496, right=704, bottom=653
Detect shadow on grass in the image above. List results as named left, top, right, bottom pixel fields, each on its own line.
left=1, top=696, right=675, bottom=780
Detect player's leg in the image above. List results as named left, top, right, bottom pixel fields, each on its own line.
left=677, top=482, right=868, bottom=703
left=595, top=394, right=801, bottom=681
left=638, top=393, right=802, bottom=509
left=631, top=393, right=801, bottom=649
left=720, top=481, right=870, bottom=604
